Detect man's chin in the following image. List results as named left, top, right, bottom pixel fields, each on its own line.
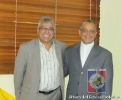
left=84, top=41, right=93, bottom=44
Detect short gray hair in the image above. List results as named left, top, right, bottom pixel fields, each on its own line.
left=37, top=16, right=55, bottom=29
left=80, top=19, right=97, bottom=31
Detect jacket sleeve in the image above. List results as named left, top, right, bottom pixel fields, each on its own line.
left=64, top=49, right=69, bottom=77
left=101, top=52, right=113, bottom=100
left=14, top=44, right=27, bottom=100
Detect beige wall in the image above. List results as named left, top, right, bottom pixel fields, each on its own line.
left=100, top=0, right=122, bottom=99
left=0, top=75, right=14, bottom=96
left=0, top=0, right=122, bottom=99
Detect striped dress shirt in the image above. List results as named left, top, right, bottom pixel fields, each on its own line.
left=39, top=40, right=60, bottom=91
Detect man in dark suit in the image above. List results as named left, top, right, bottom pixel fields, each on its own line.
left=14, top=16, right=66, bottom=100
left=64, top=19, right=113, bottom=100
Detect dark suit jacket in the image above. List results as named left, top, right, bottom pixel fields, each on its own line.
left=14, top=39, right=66, bottom=100
left=64, top=43, right=113, bottom=100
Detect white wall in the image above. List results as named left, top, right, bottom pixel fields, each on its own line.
left=0, top=0, right=122, bottom=99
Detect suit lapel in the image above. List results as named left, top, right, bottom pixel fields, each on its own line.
left=54, top=40, right=62, bottom=64
left=55, top=47, right=61, bottom=64
left=54, top=40, right=62, bottom=73
left=54, top=40, right=63, bottom=83
left=34, top=39, right=41, bottom=74
left=73, top=43, right=82, bottom=69
left=83, top=44, right=99, bottom=69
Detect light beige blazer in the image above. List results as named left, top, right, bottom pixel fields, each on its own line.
left=14, top=39, right=66, bottom=100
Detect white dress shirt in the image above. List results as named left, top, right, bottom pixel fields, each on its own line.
left=80, top=42, right=94, bottom=67
left=39, top=40, right=60, bottom=91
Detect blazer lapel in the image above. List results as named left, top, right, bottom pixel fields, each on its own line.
left=73, top=43, right=82, bottom=70
left=55, top=45, right=61, bottom=65
left=34, top=39, right=41, bottom=74
left=54, top=40, right=63, bottom=83
left=83, top=44, right=99, bottom=69
left=54, top=40, right=62, bottom=64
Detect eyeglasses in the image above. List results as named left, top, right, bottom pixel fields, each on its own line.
left=80, top=28, right=96, bottom=34
left=39, top=27, right=54, bottom=32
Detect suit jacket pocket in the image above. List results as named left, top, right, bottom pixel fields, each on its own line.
left=21, top=85, right=29, bottom=93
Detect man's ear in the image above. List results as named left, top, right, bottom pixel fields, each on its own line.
left=95, top=32, right=97, bottom=37
left=37, top=28, right=39, bottom=35
left=79, top=29, right=81, bottom=36
left=53, top=29, right=56, bottom=35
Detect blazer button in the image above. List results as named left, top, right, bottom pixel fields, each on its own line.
left=81, top=72, right=83, bottom=74
left=76, top=94, right=78, bottom=96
